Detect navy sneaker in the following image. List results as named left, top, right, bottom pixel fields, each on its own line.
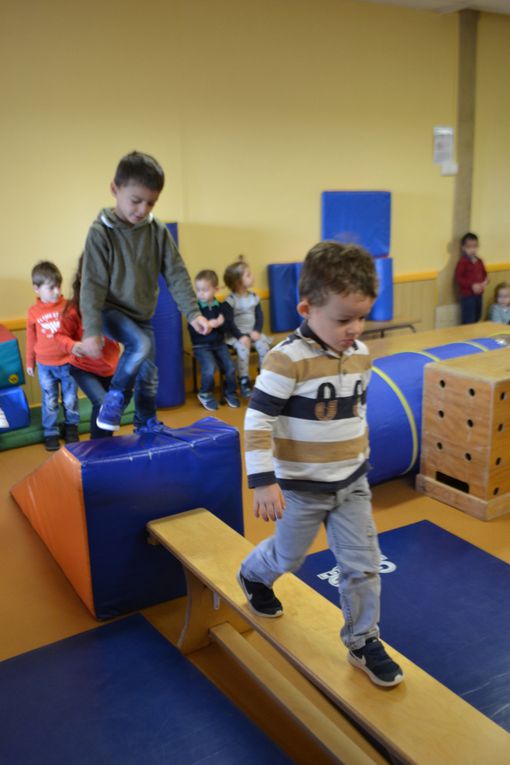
left=134, top=417, right=171, bottom=435
left=239, top=377, right=252, bottom=398
left=44, top=435, right=60, bottom=451
left=64, top=424, right=80, bottom=444
left=197, top=393, right=219, bottom=411
left=348, top=637, right=404, bottom=687
left=237, top=570, right=283, bottom=618
left=96, top=390, right=124, bottom=431
left=224, top=391, right=240, bottom=408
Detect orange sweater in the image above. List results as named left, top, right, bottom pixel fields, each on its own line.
left=55, top=305, right=120, bottom=378
left=26, top=296, right=70, bottom=368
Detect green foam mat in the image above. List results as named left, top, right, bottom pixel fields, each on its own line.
left=0, top=397, right=134, bottom=452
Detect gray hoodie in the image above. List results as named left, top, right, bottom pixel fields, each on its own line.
left=80, top=208, right=200, bottom=338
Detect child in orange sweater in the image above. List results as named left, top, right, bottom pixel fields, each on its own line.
left=26, top=261, right=80, bottom=451
left=56, top=256, right=123, bottom=439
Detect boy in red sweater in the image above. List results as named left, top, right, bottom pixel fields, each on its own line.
left=455, top=232, right=489, bottom=324
left=26, top=262, right=80, bottom=451
left=56, top=256, right=123, bottom=439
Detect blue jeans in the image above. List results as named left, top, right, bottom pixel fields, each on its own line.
left=460, top=295, right=482, bottom=324
left=194, top=344, right=237, bottom=395
left=70, top=368, right=113, bottom=439
left=241, top=476, right=381, bottom=650
left=37, top=363, right=80, bottom=437
left=102, top=309, right=158, bottom=429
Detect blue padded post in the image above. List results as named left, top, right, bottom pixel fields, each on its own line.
left=267, top=263, right=302, bottom=332
left=367, top=257, right=393, bottom=321
left=67, top=418, right=243, bottom=618
left=151, top=222, right=185, bottom=408
left=0, top=386, right=30, bottom=431
left=321, top=191, right=391, bottom=257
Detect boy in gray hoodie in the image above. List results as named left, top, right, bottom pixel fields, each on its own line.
left=80, top=151, right=209, bottom=432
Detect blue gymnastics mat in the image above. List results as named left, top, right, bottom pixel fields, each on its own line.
left=0, top=614, right=292, bottom=765
left=297, top=521, right=510, bottom=733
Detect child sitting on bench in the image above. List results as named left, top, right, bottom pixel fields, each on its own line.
left=222, top=257, right=271, bottom=398
left=238, top=241, right=404, bottom=688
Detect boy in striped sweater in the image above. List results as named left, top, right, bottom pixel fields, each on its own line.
left=238, top=242, right=404, bottom=688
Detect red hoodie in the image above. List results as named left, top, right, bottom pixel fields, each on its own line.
left=55, top=305, right=120, bottom=378
left=455, top=254, right=487, bottom=298
left=26, top=296, right=70, bottom=368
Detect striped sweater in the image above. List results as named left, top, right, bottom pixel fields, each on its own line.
left=245, top=322, right=371, bottom=492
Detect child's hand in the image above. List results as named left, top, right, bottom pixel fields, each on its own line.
left=72, top=342, right=85, bottom=358
left=215, top=314, right=225, bottom=327
left=253, top=484, right=286, bottom=522
left=472, top=282, right=484, bottom=294
left=240, top=335, right=251, bottom=350
left=26, top=366, right=34, bottom=377
left=250, top=330, right=261, bottom=341
left=81, top=335, right=104, bottom=359
left=191, top=316, right=210, bottom=335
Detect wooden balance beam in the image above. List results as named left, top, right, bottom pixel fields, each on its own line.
left=147, top=509, right=509, bottom=765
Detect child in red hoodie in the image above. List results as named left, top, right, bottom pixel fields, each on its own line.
left=56, top=256, right=122, bottom=439
left=26, top=262, right=80, bottom=451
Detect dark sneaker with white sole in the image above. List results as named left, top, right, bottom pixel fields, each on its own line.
left=197, top=393, right=219, bottom=411
left=348, top=637, right=404, bottom=687
left=223, top=391, right=240, bottom=408
left=237, top=570, right=283, bottom=618
left=96, top=389, right=124, bottom=431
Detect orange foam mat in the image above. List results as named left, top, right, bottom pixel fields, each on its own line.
left=11, top=449, right=94, bottom=614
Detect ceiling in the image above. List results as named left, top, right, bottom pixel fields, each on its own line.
left=358, top=0, right=510, bottom=15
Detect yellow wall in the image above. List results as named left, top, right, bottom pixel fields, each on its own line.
left=472, top=12, right=510, bottom=283
left=1, top=0, right=458, bottom=321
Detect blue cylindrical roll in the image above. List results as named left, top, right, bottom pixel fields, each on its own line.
left=367, top=257, right=393, bottom=321
left=367, top=339, right=502, bottom=485
left=152, top=223, right=185, bottom=408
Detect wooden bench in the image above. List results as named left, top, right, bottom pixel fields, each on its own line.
left=147, top=509, right=509, bottom=765
left=361, top=317, right=420, bottom=339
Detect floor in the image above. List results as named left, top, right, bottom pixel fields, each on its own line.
left=2, top=324, right=510, bottom=763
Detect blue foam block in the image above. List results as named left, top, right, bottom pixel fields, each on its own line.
left=0, top=614, right=293, bottom=765
left=296, top=521, right=510, bottom=733
left=321, top=191, right=391, bottom=257
left=67, top=418, right=243, bottom=618
left=151, top=222, right=185, bottom=408
left=0, top=386, right=30, bottom=431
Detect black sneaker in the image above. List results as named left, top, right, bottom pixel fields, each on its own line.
left=64, top=424, right=80, bottom=444
left=348, top=637, right=404, bottom=687
left=237, top=570, right=283, bottom=618
left=239, top=377, right=252, bottom=398
left=44, top=435, right=60, bottom=451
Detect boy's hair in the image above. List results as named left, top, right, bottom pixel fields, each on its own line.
left=224, top=256, right=248, bottom=292
left=494, top=281, right=510, bottom=299
left=31, top=261, right=63, bottom=288
left=460, top=232, right=479, bottom=247
left=298, top=242, right=377, bottom=305
left=195, top=269, right=219, bottom=288
left=114, top=151, right=165, bottom=192
left=64, top=254, right=84, bottom=315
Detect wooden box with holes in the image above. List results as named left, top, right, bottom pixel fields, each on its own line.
left=416, top=349, right=510, bottom=520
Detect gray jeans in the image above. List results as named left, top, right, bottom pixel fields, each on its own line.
left=241, top=476, right=381, bottom=650
left=232, top=335, right=270, bottom=378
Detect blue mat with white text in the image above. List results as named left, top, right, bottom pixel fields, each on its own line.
left=297, top=520, right=510, bottom=732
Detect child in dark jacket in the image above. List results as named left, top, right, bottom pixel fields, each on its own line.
left=188, top=270, right=240, bottom=411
